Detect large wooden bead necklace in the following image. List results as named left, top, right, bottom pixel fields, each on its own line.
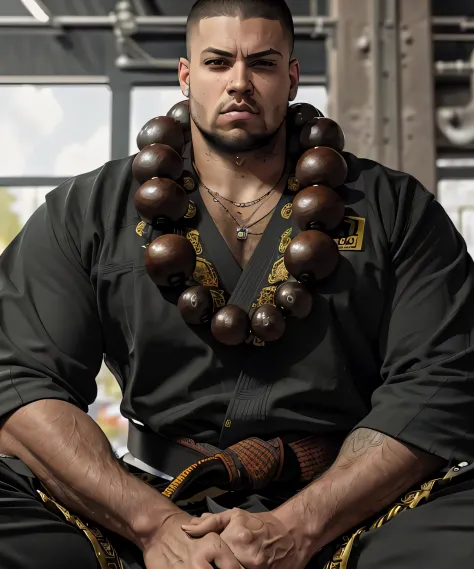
left=132, top=100, right=348, bottom=346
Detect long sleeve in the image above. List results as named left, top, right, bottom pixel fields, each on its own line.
left=357, top=179, right=474, bottom=463
left=0, top=181, right=104, bottom=421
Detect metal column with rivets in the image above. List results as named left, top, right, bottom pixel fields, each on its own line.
left=327, top=0, right=436, bottom=191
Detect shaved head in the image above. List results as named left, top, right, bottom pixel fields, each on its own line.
left=186, top=0, right=295, bottom=58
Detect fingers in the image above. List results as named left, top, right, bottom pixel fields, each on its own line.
left=183, top=510, right=233, bottom=536
left=199, top=533, right=244, bottom=569
left=185, top=512, right=214, bottom=526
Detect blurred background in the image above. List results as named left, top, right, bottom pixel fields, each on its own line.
left=0, top=0, right=473, bottom=453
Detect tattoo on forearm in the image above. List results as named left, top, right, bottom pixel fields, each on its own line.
left=339, top=428, right=386, bottom=467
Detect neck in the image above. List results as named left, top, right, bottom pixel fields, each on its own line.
left=191, top=123, right=288, bottom=202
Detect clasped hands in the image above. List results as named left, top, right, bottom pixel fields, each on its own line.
left=180, top=507, right=311, bottom=569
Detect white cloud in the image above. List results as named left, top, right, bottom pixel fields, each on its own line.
left=0, top=86, right=64, bottom=176
left=53, top=125, right=110, bottom=176
left=0, top=120, right=28, bottom=176
left=10, top=86, right=63, bottom=136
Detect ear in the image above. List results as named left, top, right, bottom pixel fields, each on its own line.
left=288, top=58, right=300, bottom=102
left=178, top=58, right=190, bottom=97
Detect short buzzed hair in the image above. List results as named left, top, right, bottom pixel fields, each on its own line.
left=186, top=0, right=295, bottom=57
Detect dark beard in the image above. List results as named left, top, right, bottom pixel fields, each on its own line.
left=192, top=112, right=286, bottom=154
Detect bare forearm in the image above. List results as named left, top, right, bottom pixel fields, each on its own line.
left=277, top=428, right=444, bottom=554
left=0, top=400, right=182, bottom=549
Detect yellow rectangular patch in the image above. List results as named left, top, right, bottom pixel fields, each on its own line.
left=334, top=216, right=366, bottom=251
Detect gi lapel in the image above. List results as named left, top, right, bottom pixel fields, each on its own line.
left=191, top=190, right=242, bottom=295
left=218, top=193, right=297, bottom=448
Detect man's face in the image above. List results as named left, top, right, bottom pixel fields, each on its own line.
left=180, top=16, right=299, bottom=153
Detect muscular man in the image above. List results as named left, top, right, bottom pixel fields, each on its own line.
left=1, top=1, right=474, bottom=568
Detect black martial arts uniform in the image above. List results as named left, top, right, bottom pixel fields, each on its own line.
left=1, top=150, right=474, bottom=569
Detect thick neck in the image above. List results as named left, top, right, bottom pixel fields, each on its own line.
left=190, top=122, right=288, bottom=203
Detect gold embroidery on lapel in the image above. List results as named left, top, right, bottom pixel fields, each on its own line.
left=334, top=217, right=366, bottom=252
left=185, top=229, right=203, bottom=255
left=184, top=201, right=197, bottom=219
left=136, top=221, right=146, bottom=236
left=210, top=289, right=226, bottom=309
left=279, top=228, right=292, bottom=254
left=253, top=286, right=277, bottom=308
left=184, top=231, right=226, bottom=302
left=281, top=203, right=292, bottom=219
left=194, top=257, right=219, bottom=287
left=183, top=176, right=196, bottom=191
left=287, top=176, right=300, bottom=192
left=268, top=257, right=289, bottom=284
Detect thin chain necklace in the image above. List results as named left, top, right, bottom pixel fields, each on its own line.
left=206, top=185, right=275, bottom=208
left=194, top=162, right=287, bottom=240
left=207, top=189, right=276, bottom=240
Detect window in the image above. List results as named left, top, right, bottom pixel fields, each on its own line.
left=438, top=179, right=474, bottom=257
left=0, top=85, right=111, bottom=177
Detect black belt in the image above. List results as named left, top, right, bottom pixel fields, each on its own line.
left=127, top=422, right=207, bottom=478
left=127, top=422, right=343, bottom=503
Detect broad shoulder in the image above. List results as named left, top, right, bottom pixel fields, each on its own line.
left=342, top=152, right=435, bottom=247
left=44, top=156, right=136, bottom=230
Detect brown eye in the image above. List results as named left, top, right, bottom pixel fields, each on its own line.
left=205, top=59, right=228, bottom=67
left=251, top=60, right=276, bottom=67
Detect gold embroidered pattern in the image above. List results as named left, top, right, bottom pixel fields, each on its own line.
left=268, top=257, right=289, bottom=285
left=136, top=221, right=146, bottom=236
left=183, top=176, right=196, bottom=191
left=334, top=216, right=365, bottom=252
left=281, top=203, right=292, bottom=220
left=325, top=472, right=453, bottom=569
left=194, top=257, right=219, bottom=288
left=279, top=228, right=292, bottom=254
left=210, top=288, right=226, bottom=309
left=287, top=176, right=300, bottom=192
left=254, top=286, right=278, bottom=308
left=184, top=201, right=197, bottom=219
left=38, top=490, right=123, bottom=569
left=253, top=337, right=266, bottom=347
left=185, top=229, right=203, bottom=255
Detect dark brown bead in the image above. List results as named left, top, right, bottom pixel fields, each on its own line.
left=275, top=282, right=313, bottom=319
left=299, top=118, right=345, bottom=153
left=295, top=147, right=348, bottom=189
left=251, top=304, right=286, bottom=342
left=178, top=285, right=214, bottom=325
left=292, top=185, right=345, bottom=232
left=287, top=103, right=324, bottom=131
left=145, top=234, right=196, bottom=287
left=133, top=143, right=184, bottom=184
left=211, top=305, right=250, bottom=346
left=134, top=178, right=189, bottom=224
left=136, top=116, right=185, bottom=154
left=167, top=100, right=191, bottom=142
left=284, top=230, right=340, bottom=283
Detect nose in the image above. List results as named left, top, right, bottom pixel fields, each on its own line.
left=226, top=61, right=253, bottom=98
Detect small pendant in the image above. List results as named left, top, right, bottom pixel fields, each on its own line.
left=237, top=227, right=249, bottom=240
left=235, top=156, right=244, bottom=166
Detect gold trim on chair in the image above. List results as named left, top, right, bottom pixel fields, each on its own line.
left=324, top=468, right=459, bottom=569
left=37, top=490, right=124, bottom=569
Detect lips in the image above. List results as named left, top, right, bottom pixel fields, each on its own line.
left=221, top=104, right=257, bottom=114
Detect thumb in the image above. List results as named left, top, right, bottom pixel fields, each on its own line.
left=181, top=510, right=233, bottom=536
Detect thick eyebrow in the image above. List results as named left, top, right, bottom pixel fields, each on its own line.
left=201, top=47, right=283, bottom=59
